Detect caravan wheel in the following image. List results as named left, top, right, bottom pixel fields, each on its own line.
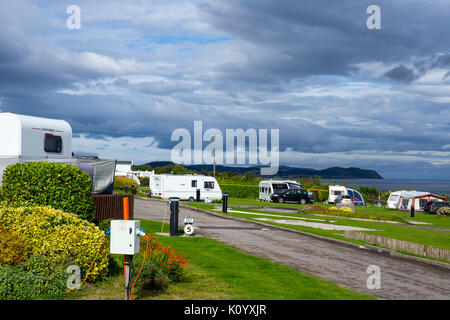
left=188, top=196, right=195, bottom=202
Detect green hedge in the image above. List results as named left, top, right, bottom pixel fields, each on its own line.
left=220, top=184, right=259, bottom=199
left=113, top=176, right=138, bottom=190
left=0, top=262, right=68, bottom=300
left=1, top=162, right=95, bottom=221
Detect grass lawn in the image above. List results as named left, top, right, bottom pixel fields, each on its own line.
left=67, top=219, right=373, bottom=300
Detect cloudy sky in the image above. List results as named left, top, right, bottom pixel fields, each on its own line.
left=1, top=0, right=449, bottom=178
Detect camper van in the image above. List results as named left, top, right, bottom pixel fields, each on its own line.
left=150, top=174, right=222, bottom=201
left=0, top=112, right=116, bottom=194
left=328, top=185, right=366, bottom=206
left=258, top=180, right=301, bottom=201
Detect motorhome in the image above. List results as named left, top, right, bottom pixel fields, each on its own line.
left=258, top=180, right=301, bottom=201
left=150, top=174, right=222, bottom=201
left=387, top=190, right=445, bottom=211
left=328, top=185, right=366, bottom=206
left=0, top=112, right=116, bottom=194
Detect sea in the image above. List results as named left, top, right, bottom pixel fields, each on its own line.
left=322, top=179, right=450, bottom=195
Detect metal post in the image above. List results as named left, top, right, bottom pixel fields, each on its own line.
left=169, top=197, right=180, bottom=236
left=196, top=188, right=201, bottom=202
left=124, top=255, right=132, bottom=300
left=222, top=193, right=228, bottom=213
left=410, top=205, right=415, bottom=218
left=132, top=184, right=136, bottom=194
left=125, top=185, right=128, bottom=193
left=123, top=196, right=131, bottom=300
left=147, top=190, right=151, bottom=198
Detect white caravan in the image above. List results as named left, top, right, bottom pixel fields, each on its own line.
left=258, top=180, right=301, bottom=201
left=387, top=190, right=444, bottom=211
left=0, top=112, right=116, bottom=194
left=150, top=174, right=222, bottom=201
left=328, top=185, right=366, bottom=206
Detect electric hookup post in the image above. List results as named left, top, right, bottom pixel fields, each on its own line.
left=170, top=197, right=180, bottom=236
left=222, top=193, right=229, bottom=213
left=196, top=189, right=201, bottom=202
left=108, top=197, right=146, bottom=300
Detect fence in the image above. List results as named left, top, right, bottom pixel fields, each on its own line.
left=93, top=193, right=134, bottom=221
left=344, top=230, right=449, bottom=261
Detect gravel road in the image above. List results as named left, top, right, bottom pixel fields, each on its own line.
left=135, top=198, right=450, bottom=300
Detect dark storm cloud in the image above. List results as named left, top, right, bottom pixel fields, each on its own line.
left=199, top=0, right=450, bottom=83
left=383, top=65, right=417, bottom=83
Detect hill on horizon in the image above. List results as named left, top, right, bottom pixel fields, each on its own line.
left=137, top=161, right=383, bottom=179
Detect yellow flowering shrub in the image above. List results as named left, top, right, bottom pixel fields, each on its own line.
left=0, top=228, right=31, bottom=265
left=339, top=207, right=353, bottom=213
left=0, top=206, right=108, bottom=281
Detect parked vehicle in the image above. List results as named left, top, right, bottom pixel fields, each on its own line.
left=150, top=174, right=222, bottom=201
left=259, top=180, right=301, bottom=201
left=335, top=195, right=353, bottom=205
left=328, top=185, right=365, bottom=206
left=270, top=188, right=313, bottom=204
left=0, top=112, right=116, bottom=194
left=425, top=201, right=450, bottom=214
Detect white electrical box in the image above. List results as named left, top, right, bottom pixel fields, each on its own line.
left=110, top=220, right=141, bottom=255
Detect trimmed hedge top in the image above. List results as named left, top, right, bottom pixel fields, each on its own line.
left=1, top=162, right=95, bottom=221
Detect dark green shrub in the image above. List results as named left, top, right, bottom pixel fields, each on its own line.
left=220, top=184, right=259, bottom=198
left=0, top=262, right=68, bottom=300
left=137, top=261, right=169, bottom=293
left=1, top=162, right=95, bottom=221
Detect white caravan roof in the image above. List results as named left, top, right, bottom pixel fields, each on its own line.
left=0, top=112, right=72, bottom=158
left=389, top=190, right=430, bottom=199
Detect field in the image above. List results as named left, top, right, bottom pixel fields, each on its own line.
left=67, top=219, right=373, bottom=300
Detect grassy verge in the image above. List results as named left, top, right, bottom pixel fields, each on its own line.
left=181, top=199, right=450, bottom=260
left=68, top=219, right=374, bottom=300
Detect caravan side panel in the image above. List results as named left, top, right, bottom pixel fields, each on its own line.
left=0, top=114, right=22, bottom=156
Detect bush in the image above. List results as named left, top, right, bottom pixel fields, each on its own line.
left=114, top=176, right=138, bottom=190
left=0, top=263, right=68, bottom=300
left=0, top=229, right=31, bottom=265
left=1, top=162, right=95, bottom=221
left=437, top=207, right=450, bottom=216
left=138, top=177, right=149, bottom=187
left=136, top=260, right=169, bottom=293
left=0, top=206, right=109, bottom=281
left=220, top=184, right=259, bottom=199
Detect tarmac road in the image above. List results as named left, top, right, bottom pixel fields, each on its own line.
left=135, top=198, right=450, bottom=300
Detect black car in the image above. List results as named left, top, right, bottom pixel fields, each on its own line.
left=426, top=201, right=450, bottom=214
left=271, top=189, right=313, bottom=204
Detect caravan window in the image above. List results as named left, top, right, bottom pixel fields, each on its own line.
left=419, top=199, right=427, bottom=209
left=44, top=134, right=62, bottom=153
left=191, top=180, right=197, bottom=188
left=204, top=181, right=214, bottom=189
left=389, top=195, right=399, bottom=202
left=333, top=191, right=343, bottom=195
